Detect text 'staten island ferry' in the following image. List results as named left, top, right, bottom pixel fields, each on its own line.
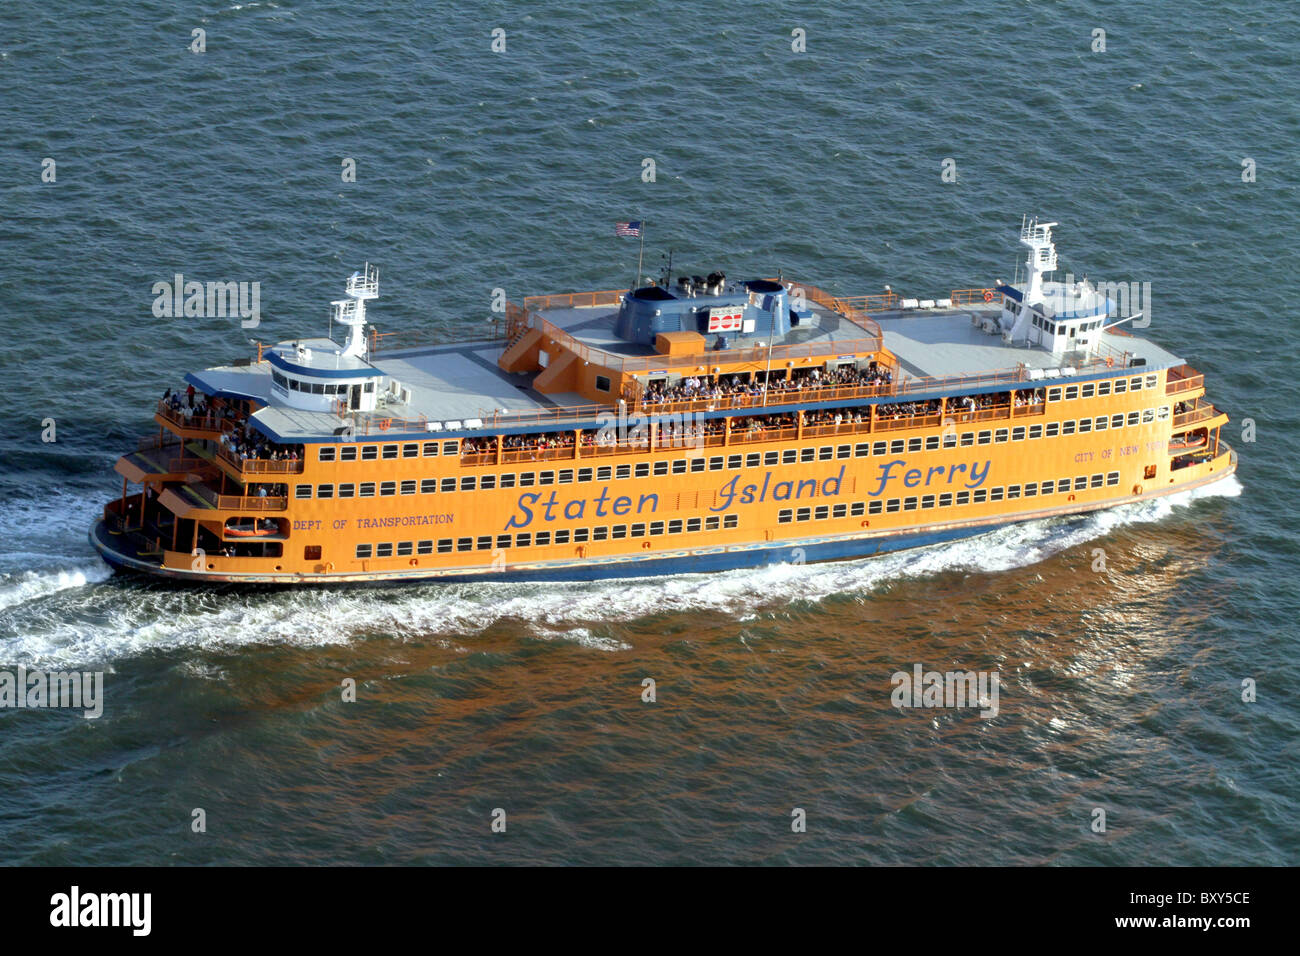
left=92, top=221, right=1235, bottom=584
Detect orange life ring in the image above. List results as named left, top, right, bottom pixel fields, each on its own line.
left=982, top=289, right=994, bottom=302
left=1106, top=357, right=1114, bottom=368
left=378, top=418, right=391, bottom=431
left=1133, top=484, right=1143, bottom=495
left=409, top=558, right=418, bottom=566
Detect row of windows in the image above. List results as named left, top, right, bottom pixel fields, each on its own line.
left=272, top=371, right=377, bottom=396
left=776, top=471, right=1124, bottom=523
left=293, top=406, right=1168, bottom=498
left=353, top=513, right=741, bottom=558
left=1046, top=374, right=1157, bottom=402
left=318, top=441, right=460, bottom=463
left=313, top=377, right=1162, bottom=464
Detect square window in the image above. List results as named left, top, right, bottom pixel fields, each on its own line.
left=360, top=482, right=377, bottom=497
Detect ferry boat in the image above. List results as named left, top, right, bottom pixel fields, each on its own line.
left=91, top=221, right=1235, bottom=584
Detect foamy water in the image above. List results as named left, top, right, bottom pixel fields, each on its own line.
left=0, top=474, right=1242, bottom=668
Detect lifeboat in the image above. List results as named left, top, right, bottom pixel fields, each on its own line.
left=1168, top=430, right=1208, bottom=453
left=225, top=519, right=278, bottom=538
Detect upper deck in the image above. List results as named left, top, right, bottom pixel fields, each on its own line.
left=184, top=283, right=1188, bottom=445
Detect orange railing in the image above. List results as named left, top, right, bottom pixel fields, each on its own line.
left=156, top=400, right=227, bottom=434
left=522, top=288, right=628, bottom=311
left=216, top=495, right=288, bottom=512
left=1166, top=364, right=1205, bottom=395
left=950, top=288, right=999, bottom=306
left=1173, top=403, right=1220, bottom=429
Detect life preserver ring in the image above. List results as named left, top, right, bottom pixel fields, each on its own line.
left=379, top=418, right=391, bottom=431
left=409, top=558, right=418, bottom=566
left=1133, top=484, right=1143, bottom=495
left=982, top=289, right=994, bottom=302
left=1106, top=357, right=1114, bottom=368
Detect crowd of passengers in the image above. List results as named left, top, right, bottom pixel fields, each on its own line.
left=458, top=388, right=1051, bottom=456
left=640, top=364, right=894, bottom=407
left=219, top=425, right=305, bottom=463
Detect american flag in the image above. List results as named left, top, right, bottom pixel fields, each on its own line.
left=615, top=220, right=642, bottom=237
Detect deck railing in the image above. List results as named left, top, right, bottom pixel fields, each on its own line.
left=1166, top=364, right=1205, bottom=395
left=216, top=444, right=305, bottom=475
left=216, top=495, right=288, bottom=512
left=156, top=401, right=228, bottom=434
left=1173, top=403, right=1219, bottom=429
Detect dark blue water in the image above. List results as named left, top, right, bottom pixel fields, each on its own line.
left=0, top=0, right=1295, bottom=864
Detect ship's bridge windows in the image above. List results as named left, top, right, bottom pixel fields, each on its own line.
left=318, top=446, right=336, bottom=462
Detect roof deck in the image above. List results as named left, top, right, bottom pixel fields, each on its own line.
left=184, top=282, right=1190, bottom=444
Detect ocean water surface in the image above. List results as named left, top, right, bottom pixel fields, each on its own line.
left=0, top=0, right=1296, bottom=864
